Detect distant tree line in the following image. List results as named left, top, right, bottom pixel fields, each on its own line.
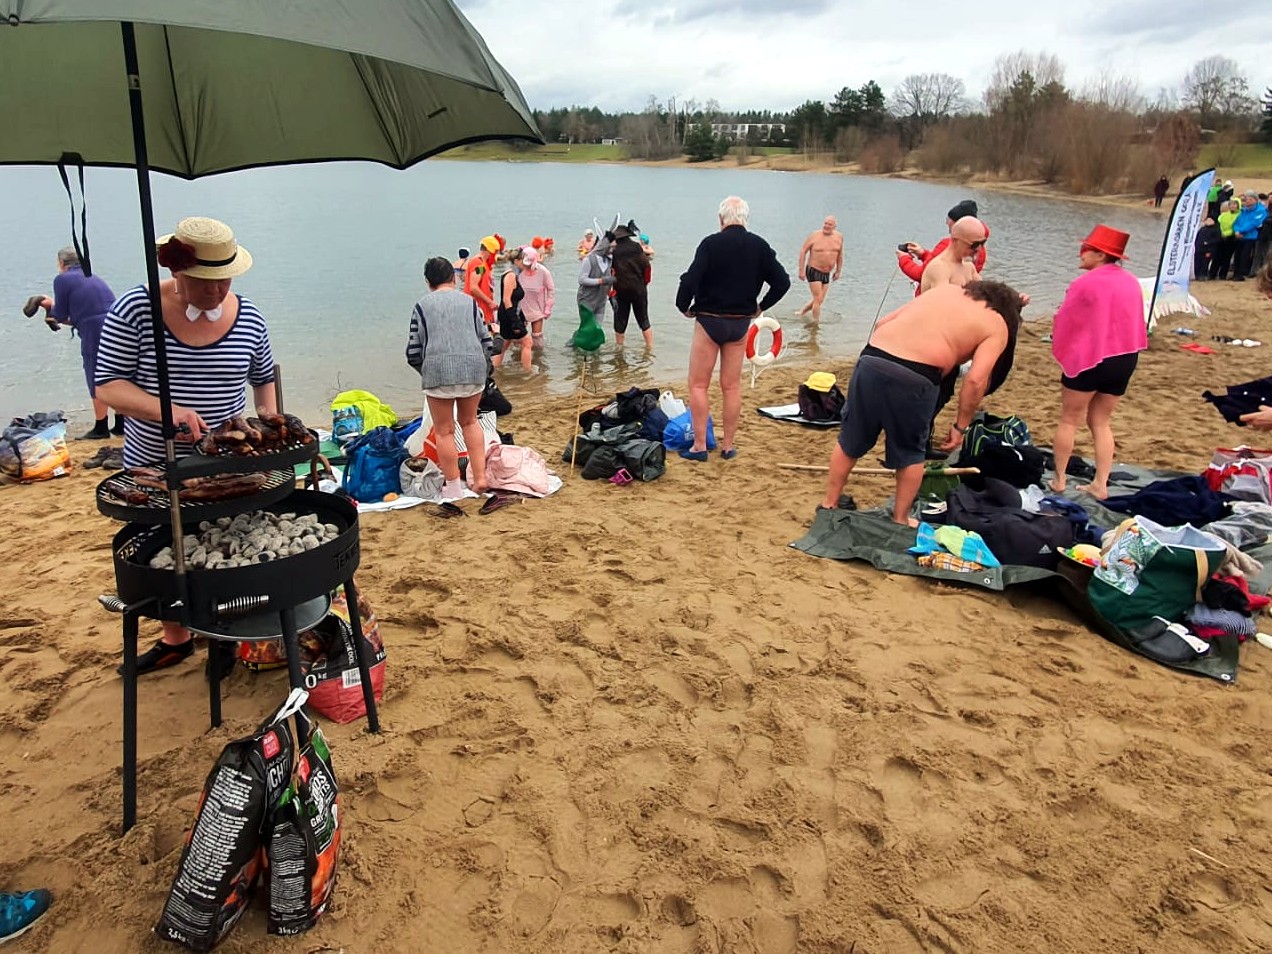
left=529, top=52, right=1268, bottom=195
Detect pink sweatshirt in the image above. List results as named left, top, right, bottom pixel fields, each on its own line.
left=1051, top=263, right=1146, bottom=377
left=517, top=263, right=555, bottom=322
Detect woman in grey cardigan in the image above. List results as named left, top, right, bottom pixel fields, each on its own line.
left=407, top=257, right=495, bottom=498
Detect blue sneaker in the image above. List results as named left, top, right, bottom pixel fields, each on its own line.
left=0, top=889, right=52, bottom=943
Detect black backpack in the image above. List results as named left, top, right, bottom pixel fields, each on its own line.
left=797, top=384, right=846, bottom=422
left=963, top=442, right=1046, bottom=489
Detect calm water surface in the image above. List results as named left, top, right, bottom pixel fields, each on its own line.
left=0, top=161, right=1164, bottom=426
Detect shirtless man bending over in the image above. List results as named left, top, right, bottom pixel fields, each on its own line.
left=820, top=281, right=1024, bottom=525
left=919, top=217, right=987, bottom=294
left=797, top=215, right=843, bottom=322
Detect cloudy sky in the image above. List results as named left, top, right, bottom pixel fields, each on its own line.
left=457, top=0, right=1272, bottom=114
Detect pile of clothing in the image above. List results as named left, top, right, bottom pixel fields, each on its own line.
left=1186, top=575, right=1269, bottom=642
left=564, top=387, right=668, bottom=482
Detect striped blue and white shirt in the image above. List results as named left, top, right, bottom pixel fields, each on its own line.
left=95, top=286, right=275, bottom=467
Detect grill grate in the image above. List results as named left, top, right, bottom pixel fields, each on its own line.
left=96, top=468, right=298, bottom=524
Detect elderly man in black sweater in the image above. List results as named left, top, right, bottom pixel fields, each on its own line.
left=675, top=196, right=790, bottom=461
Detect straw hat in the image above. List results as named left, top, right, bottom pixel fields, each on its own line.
left=156, top=217, right=252, bottom=279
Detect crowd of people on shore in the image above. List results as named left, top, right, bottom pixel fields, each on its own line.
left=1194, top=180, right=1271, bottom=282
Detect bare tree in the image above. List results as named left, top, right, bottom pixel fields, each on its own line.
left=621, top=98, right=677, bottom=161
left=889, top=73, right=966, bottom=122
left=1182, top=55, right=1253, bottom=129
left=1151, top=112, right=1201, bottom=174
left=984, top=51, right=1065, bottom=112
left=1081, top=71, right=1143, bottom=112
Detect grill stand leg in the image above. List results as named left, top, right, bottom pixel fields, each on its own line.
left=208, top=641, right=225, bottom=729
left=343, top=578, right=382, bottom=733
left=122, top=609, right=139, bottom=833
left=281, top=606, right=304, bottom=692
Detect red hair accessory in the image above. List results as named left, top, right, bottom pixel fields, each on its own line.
left=157, top=236, right=199, bottom=272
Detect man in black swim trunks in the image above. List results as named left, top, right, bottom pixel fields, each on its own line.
left=797, top=215, right=843, bottom=323
left=819, top=281, right=1024, bottom=525
left=676, top=195, right=791, bottom=461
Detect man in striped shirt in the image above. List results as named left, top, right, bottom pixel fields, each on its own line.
left=96, top=217, right=275, bottom=676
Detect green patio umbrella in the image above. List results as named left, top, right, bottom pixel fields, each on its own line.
left=0, top=1, right=541, bottom=175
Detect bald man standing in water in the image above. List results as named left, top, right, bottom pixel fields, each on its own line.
left=920, top=217, right=987, bottom=293
left=819, top=281, right=1023, bottom=525
left=797, top=215, right=843, bottom=323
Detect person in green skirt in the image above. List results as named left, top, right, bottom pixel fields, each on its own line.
left=574, top=223, right=616, bottom=351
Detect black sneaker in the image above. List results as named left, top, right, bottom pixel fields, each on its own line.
left=79, top=425, right=110, bottom=441
left=110, top=416, right=126, bottom=436
left=82, top=446, right=114, bottom=469
left=118, top=638, right=194, bottom=675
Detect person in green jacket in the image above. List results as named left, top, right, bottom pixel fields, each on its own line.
left=1207, top=180, right=1222, bottom=219
left=1210, top=199, right=1241, bottom=279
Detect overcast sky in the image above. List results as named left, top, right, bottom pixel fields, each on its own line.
left=457, top=0, right=1272, bottom=114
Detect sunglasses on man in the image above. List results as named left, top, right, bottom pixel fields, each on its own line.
left=969, top=240, right=986, bottom=251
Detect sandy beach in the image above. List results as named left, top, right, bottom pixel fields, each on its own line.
left=3, top=279, right=1272, bottom=953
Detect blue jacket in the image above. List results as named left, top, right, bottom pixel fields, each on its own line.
left=1233, top=203, right=1268, bottom=241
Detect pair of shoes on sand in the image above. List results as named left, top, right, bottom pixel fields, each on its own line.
left=83, top=446, right=124, bottom=470
left=679, top=448, right=737, bottom=462
left=116, top=638, right=235, bottom=680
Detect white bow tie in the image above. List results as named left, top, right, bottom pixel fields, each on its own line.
left=186, top=304, right=223, bottom=322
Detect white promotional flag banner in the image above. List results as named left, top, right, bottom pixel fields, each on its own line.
left=1146, top=168, right=1216, bottom=331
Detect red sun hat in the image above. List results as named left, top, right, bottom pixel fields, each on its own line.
left=1081, top=224, right=1130, bottom=260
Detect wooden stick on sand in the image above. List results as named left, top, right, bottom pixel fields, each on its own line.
left=777, top=463, right=980, bottom=476
left=569, top=362, right=587, bottom=478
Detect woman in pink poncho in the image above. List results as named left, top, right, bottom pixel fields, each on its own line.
left=515, top=246, right=555, bottom=370
left=1049, top=225, right=1146, bottom=499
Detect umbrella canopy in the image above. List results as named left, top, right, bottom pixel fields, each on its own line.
left=0, top=0, right=542, bottom=176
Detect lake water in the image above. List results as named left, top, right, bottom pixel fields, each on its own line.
left=0, top=161, right=1165, bottom=426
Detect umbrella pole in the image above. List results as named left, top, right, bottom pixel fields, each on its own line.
left=121, top=22, right=189, bottom=618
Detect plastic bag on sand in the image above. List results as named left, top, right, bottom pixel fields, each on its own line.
left=266, top=709, right=341, bottom=936
left=155, top=690, right=305, bottom=951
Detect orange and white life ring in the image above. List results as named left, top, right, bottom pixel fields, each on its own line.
left=745, top=315, right=782, bottom=367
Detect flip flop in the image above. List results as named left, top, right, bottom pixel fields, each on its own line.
left=430, top=502, right=467, bottom=519
left=479, top=491, right=523, bottom=515
left=1181, top=343, right=1216, bottom=354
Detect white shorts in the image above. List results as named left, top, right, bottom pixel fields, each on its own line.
left=423, top=384, right=482, bottom=400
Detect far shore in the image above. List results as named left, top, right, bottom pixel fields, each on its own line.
left=445, top=144, right=1272, bottom=214
left=625, top=153, right=1272, bottom=214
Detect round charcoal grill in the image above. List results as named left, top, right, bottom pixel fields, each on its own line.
left=96, top=468, right=297, bottom=523
left=111, top=490, right=359, bottom=626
